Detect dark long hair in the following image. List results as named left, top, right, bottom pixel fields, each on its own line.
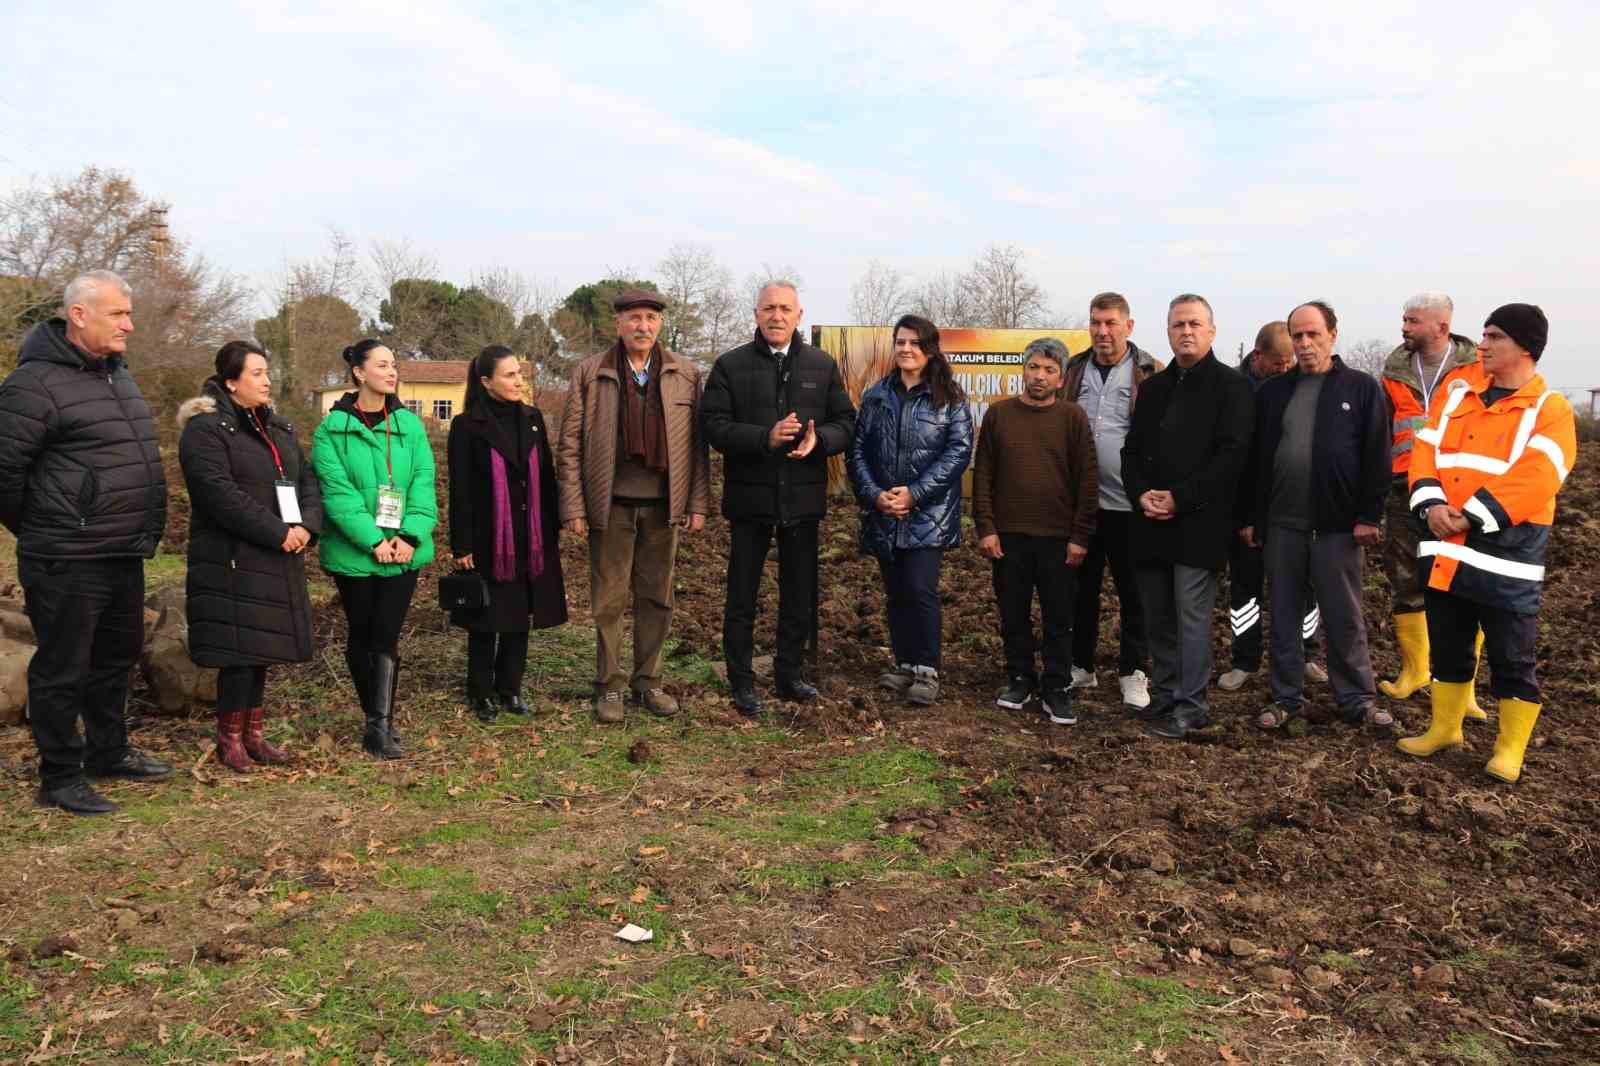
left=342, top=337, right=385, bottom=384
left=463, top=344, right=517, bottom=414
left=893, top=314, right=963, bottom=410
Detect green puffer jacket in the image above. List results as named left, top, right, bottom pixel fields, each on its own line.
left=310, top=392, right=438, bottom=577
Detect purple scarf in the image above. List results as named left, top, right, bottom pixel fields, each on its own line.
left=490, top=444, right=544, bottom=582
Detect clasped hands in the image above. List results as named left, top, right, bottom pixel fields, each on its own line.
left=769, top=412, right=817, bottom=458
left=1425, top=504, right=1471, bottom=539
left=562, top=513, right=705, bottom=536
left=280, top=525, right=310, bottom=554
left=875, top=486, right=914, bottom=518
left=371, top=536, right=415, bottom=564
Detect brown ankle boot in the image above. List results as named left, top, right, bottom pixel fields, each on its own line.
left=242, top=707, right=289, bottom=764
left=215, top=710, right=254, bottom=772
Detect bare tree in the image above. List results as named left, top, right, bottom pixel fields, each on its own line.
left=960, top=244, right=1049, bottom=328
left=1342, top=338, right=1391, bottom=378
left=698, top=280, right=744, bottom=360
left=908, top=270, right=979, bottom=327
left=848, top=259, right=909, bottom=326
left=745, top=264, right=805, bottom=307
left=367, top=238, right=444, bottom=356
left=657, top=243, right=736, bottom=357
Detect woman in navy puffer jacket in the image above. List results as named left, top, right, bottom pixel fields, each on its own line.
left=848, top=315, right=974, bottom=705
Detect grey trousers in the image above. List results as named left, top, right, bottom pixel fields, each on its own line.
left=1135, top=562, right=1217, bottom=718
left=1265, top=526, right=1376, bottom=713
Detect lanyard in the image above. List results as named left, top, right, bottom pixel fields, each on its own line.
left=251, top=409, right=285, bottom=477
left=1416, top=351, right=1450, bottom=411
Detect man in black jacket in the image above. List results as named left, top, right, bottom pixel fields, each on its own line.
left=701, top=281, right=856, bottom=716
left=1243, top=301, right=1391, bottom=730
left=1122, top=295, right=1254, bottom=739
left=0, top=270, right=173, bottom=814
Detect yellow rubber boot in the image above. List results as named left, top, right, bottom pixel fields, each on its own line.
left=1484, top=698, right=1541, bottom=784
left=1396, top=680, right=1472, bottom=757
left=1379, top=611, right=1431, bottom=699
left=1463, top=631, right=1488, bottom=721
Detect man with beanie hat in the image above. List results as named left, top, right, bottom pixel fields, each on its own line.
left=1397, top=303, right=1576, bottom=783
left=972, top=337, right=1098, bottom=724
left=1376, top=293, right=1488, bottom=712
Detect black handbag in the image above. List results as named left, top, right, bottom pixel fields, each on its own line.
left=439, top=570, right=489, bottom=612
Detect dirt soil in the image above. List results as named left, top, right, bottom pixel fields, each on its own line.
left=0, top=441, right=1595, bottom=1065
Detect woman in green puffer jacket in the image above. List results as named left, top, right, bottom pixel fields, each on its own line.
left=311, top=339, right=438, bottom=760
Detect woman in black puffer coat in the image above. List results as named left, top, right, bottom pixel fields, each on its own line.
left=847, top=314, right=973, bottom=705
left=178, top=341, right=322, bottom=771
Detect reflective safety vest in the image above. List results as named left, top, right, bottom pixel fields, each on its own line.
left=1407, top=375, right=1576, bottom=613
left=1381, top=338, right=1485, bottom=475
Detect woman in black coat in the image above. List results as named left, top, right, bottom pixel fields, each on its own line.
left=448, top=346, right=567, bottom=720
left=178, top=341, right=323, bottom=771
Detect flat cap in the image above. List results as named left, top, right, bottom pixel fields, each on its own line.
left=613, top=288, right=666, bottom=312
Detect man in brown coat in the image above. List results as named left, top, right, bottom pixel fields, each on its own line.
left=558, top=289, right=710, bottom=723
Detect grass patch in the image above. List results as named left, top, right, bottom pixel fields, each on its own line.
left=1071, top=972, right=1227, bottom=1058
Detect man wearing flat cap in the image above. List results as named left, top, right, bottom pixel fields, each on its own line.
left=558, top=287, right=709, bottom=724
left=1398, top=303, right=1576, bottom=784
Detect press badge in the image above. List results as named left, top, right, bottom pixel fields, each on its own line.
left=374, top=484, right=404, bottom=530
left=275, top=480, right=303, bottom=524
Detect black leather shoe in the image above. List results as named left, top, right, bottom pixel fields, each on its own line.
left=470, top=696, right=499, bottom=722
left=774, top=678, right=819, bottom=702
left=38, top=781, right=118, bottom=815
left=1147, top=708, right=1211, bottom=740
left=731, top=686, right=762, bottom=718
left=499, top=694, right=531, bottom=715
left=87, top=749, right=173, bottom=780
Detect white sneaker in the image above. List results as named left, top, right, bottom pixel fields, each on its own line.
left=1119, top=670, right=1151, bottom=709
left=1069, top=666, right=1097, bottom=691
left=1217, top=668, right=1254, bottom=692
left=1304, top=661, right=1329, bottom=684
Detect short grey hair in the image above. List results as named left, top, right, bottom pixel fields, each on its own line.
left=1021, top=337, right=1068, bottom=369
left=753, top=279, right=799, bottom=308
left=1403, top=292, right=1454, bottom=316
left=64, top=269, right=132, bottom=311
left=1168, top=293, right=1214, bottom=324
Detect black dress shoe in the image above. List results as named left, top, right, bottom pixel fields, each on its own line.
left=470, top=696, right=499, bottom=722
left=38, top=781, right=119, bottom=815
left=499, top=694, right=531, bottom=715
left=731, top=686, right=762, bottom=718
left=1147, top=708, right=1211, bottom=740
left=774, top=678, right=819, bottom=702
left=87, top=749, right=173, bottom=780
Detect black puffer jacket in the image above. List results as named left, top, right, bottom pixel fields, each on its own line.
left=178, top=379, right=323, bottom=667
left=0, top=319, right=167, bottom=559
left=701, top=329, right=856, bottom=524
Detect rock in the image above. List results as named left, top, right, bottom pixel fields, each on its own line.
left=1420, top=962, right=1456, bottom=988
left=0, top=637, right=30, bottom=726
left=34, top=934, right=78, bottom=959
left=1302, top=965, right=1342, bottom=992
left=1149, top=852, right=1177, bottom=874
left=1228, top=937, right=1259, bottom=958
left=140, top=614, right=217, bottom=712
left=1255, top=965, right=1295, bottom=987
left=196, top=938, right=247, bottom=963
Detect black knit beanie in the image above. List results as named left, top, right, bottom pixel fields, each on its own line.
left=1484, top=303, right=1548, bottom=360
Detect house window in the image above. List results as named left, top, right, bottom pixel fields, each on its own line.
left=432, top=399, right=454, bottom=421
left=405, top=400, right=422, bottom=416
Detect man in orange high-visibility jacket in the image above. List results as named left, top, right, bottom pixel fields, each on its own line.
left=1377, top=294, right=1486, bottom=707
left=1397, top=304, right=1576, bottom=784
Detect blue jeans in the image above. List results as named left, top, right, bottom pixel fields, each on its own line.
left=877, top=549, right=944, bottom=671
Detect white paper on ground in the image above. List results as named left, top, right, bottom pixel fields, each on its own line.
left=614, top=923, right=653, bottom=943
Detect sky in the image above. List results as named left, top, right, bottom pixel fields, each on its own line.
left=4, top=0, right=1596, bottom=389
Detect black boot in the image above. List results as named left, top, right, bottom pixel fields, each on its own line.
left=363, top=653, right=403, bottom=759
left=346, top=646, right=372, bottom=734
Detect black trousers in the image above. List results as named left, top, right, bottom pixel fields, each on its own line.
left=18, top=556, right=142, bottom=788
left=1228, top=534, right=1320, bottom=671
left=216, top=666, right=268, bottom=713
left=877, top=548, right=943, bottom=671
left=992, top=533, right=1078, bottom=690
left=723, top=519, right=818, bottom=689
left=1425, top=589, right=1539, bottom=702
left=335, top=571, right=419, bottom=660
left=1071, top=509, right=1147, bottom=675
left=467, top=631, right=529, bottom=700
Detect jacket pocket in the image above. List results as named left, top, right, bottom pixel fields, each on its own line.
left=75, top=465, right=100, bottom=527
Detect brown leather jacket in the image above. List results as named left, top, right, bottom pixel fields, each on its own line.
left=557, top=347, right=710, bottom=529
